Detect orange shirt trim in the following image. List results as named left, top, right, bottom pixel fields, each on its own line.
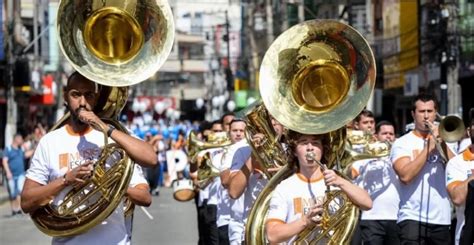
left=412, top=130, right=429, bottom=139
left=65, top=124, right=93, bottom=136
left=463, top=148, right=474, bottom=161
left=447, top=181, right=462, bottom=191
left=296, top=173, right=323, bottom=183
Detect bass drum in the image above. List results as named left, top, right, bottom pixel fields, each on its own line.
left=172, top=178, right=195, bottom=202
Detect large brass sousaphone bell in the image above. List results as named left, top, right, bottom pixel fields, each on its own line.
left=31, top=0, right=174, bottom=237
left=246, top=20, right=376, bottom=244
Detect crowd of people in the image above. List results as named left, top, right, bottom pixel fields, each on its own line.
left=187, top=93, right=473, bottom=245
left=1, top=72, right=473, bottom=245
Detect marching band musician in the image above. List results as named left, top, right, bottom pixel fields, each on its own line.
left=446, top=108, right=474, bottom=245
left=224, top=117, right=285, bottom=244
left=219, top=119, right=250, bottom=245
left=391, top=93, right=455, bottom=244
left=265, top=131, right=372, bottom=244
left=194, top=120, right=224, bottom=245
left=351, top=121, right=401, bottom=245
left=353, top=109, right=376, bottom=135
left=214, top=112, right=235, bottom=245
left=199, top=114, right=236, bottom=245
left=21, top=72, right=156, bottom=244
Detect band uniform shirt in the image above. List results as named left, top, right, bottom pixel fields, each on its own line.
left=390, top=131, right=451, bottom=225
left=26, top=125, right=128, bottom=245
left=207, top=148, right=225, bottom=207
left=352, top=156, right=401, bottom=220
left=226, top=140, right=253, bottom=243
left=125, top=164, right=149, bottom=245
left=209, top=149, right=232, bottom=228
left=266, top=173, right=340, bottom=244
left=446, top=149, right=474, bottom=245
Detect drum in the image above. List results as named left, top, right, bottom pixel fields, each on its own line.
left=172, top=178, right=195, bottom=202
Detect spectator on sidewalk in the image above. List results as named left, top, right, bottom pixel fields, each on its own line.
left=2, top=133, right=34, bottom=216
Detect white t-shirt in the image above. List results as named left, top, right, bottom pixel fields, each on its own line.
left=207, top=149, right=225, bottom=206
left=352, top=156, right=400, bottom=220
left=125, top=164, right=149, bottom=245
left=266, top=173, right=339, bottom=244
left=196, top=148, right=223, bottom=207
left=206, top=149, right=232, bottom=227
left=229, top=195, right=245, bottom=245
left=458, top=138, right=471, bottom=154
left=446, top=148, right=474, bottom=245
left=26, top=125, right=128, bottom=245
left=390, top=131, right=451, bottom=225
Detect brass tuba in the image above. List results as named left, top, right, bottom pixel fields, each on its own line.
left=245, top=20, right=376, bottom=244
left=31, top=0, right=174, bottom=237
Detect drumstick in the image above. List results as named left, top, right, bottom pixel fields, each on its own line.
left=140, top=206, right=154, bottom=220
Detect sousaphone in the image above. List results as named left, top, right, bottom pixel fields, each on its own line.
left=31, top=0, right=174, bottom=237
left=245, top=20, right=376, bottom=244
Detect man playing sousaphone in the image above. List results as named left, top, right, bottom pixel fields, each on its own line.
left=265, top=131, right=372, bottom=244
left=21, top=73, right=156, bottom=244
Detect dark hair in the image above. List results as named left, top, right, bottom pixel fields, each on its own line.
left=229, top=118, right=246, bottom=128
left=375, top=120, right=394, bottom=134
left=211, top=120, right=223, bottom=127
left=469, top=108, right=474, bottom=125
left=412, top=93, right=438, bottom=112
left=286, top=130, right=330, bottom=167
left=66, top=71, right=99, bottom=92
left=199, top=121, right=212, bottom=132
left=354, top=109, right=374, bottom=123
left=221, top=112, right=235, bottom=121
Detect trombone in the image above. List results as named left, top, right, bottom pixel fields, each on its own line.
left=425, top=113, right=465, bottom=162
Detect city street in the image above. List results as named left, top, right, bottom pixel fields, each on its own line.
left=0, top=188, right=198, bottom=245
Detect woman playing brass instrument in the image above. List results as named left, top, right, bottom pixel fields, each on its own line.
left=265, top=131, right=372, bottom=244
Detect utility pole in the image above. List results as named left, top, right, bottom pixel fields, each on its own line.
left=298, top=0, right=305, bottom=23
left=4, top=0, right=18, bottom=147
left=266, top=0, right=274, bottom=45
left=246, top=3, right=259, bottom=90
left=440, top=1, right=461, bottom=115
left=224, top=10, right=234, bottom=94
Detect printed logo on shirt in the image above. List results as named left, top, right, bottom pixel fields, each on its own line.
left=59, top=148, right=101, bottom=170
left=293, top=197, right=321, bottom=215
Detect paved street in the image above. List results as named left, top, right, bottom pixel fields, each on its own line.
left=0, top=187, right=198, bottom=245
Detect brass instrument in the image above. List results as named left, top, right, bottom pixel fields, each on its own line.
left=245, top=20, right=376, bottom=245
left=243, top=102, right=290, bottom=179
left=186, top=131, right=231, bottom=164
left=346, top=129, right=374, bottom=146
left=31, top=0, right=174, bottom=237
left=425, top=113, right=465, bottom=162
left=186, top=131, right=232, bottom=188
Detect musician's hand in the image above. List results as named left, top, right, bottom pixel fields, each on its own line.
left=77, top=109, right=108, bottom=132
left=323, top=169, right=343, bottom=187
left=267, top=165, right=283, bottom=174
left=302, top=203, right=323, bottom=227
left=64, top=161, right=94, bottom=188
left=251, top=133, right=266, bottom=147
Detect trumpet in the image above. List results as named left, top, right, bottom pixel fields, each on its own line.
left=424, top=113, right=465, bottom=162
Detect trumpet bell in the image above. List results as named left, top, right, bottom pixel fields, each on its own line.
left=260, top=20, right=376, bottom=134
left=439, top=115, right=466, bottom=143
left=57, top=0, right=175, bottom=87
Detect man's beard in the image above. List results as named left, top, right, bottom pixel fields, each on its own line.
left=70, top=106, right=87, bottom=126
